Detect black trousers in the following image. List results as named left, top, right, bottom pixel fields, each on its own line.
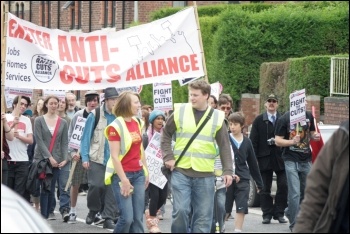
left=7, top=161, right=30, bottom=200
left=148, top=182, right=168, bottom=216
left=259, top=169, right=288, bottom=219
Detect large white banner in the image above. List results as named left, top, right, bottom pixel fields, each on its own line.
left=289, top=89, right=306, bottom=125
left=5, top=7, right=204, bottom=90
left=145, top=132, right=168, bottom=189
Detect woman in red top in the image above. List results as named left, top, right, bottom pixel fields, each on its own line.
left=106, top=91, right=149, bottom=233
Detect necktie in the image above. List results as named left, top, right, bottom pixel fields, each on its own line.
left=271, top=115, right=276, bottom=126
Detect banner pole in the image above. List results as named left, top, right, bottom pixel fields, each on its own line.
left=193, top=1, right=208, bottom=83
left=1, top=2, right=8, bottom=183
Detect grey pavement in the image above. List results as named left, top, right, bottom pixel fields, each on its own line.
left=47, top=193, right=291, bottom=233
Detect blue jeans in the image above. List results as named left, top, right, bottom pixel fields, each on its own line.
left=284, top=161, right=311, bottom=229
left=171, top=170, right=215, bottom=233
left=58, top=163, right=70, bottom=214
left=111, top=170, right=145, bottom=233
left=211, top=187, right=226, bottom=233
left=40, top=164, right=70, bottom=219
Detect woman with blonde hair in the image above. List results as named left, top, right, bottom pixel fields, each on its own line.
left=104, top=91, right=149, bottom=233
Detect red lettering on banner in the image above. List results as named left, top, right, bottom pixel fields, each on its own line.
left=179, top=55, right=190, bottom=72
left=71, top=36, right=86, bottom=62
left=60, top=64, right=121, bottom=84
left=167, top=57, right=179, bottom=74
left=58, top=36, right=72, bottom=61
left=100, top=35, right=110, bottom=61
left=158, top=59, right=168, bottom=76
left=126, top=54, right=199, bottom=81
left=8, top=18, right=52, bottom=50
left=106, top=64, right=121, bottom=82
left=126, top=68, right=137, bottom=80
left=58, top=35, right=113, bottom=63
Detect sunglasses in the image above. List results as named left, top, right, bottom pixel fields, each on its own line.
left=267, top=99, right=277, bottom=103
left=220, top=106, right=231, bottom=111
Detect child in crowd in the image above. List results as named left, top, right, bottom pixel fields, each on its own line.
left=227, top=112, right=263, bottom=233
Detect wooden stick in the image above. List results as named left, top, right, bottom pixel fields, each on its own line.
left=1, top=3, right=8, bottom=184
left=64, top=150, right=79, bottom=191
left=312, top=106, right=318, bottom=134
left=296, top=122, right=300, bottom=136
left=193, top=1, right=208, bottom=83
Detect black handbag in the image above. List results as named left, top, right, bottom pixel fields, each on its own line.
left=161, top=108, right=215, bottom=179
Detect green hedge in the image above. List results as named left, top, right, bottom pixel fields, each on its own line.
left=139, top=2, right=349, bottom=108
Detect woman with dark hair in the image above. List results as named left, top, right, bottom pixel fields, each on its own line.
left=209, top=95, right=218, bottom=109
left=144, top=110, right=168, bottom=233
left=34, top=95, right=69, bottom=220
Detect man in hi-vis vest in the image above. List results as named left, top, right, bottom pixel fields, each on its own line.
left=161, top=79, right=233, bottom=233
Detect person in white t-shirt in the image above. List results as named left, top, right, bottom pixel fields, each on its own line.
left=6, top=96, right=33, bottom=199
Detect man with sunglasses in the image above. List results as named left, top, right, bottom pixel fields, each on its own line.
left=249, top=94, right=288, bottom=225
left=5, top=96, right=33, bottom=200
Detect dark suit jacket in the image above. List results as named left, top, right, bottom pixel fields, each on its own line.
left=249, top=112, right=284, bottom=171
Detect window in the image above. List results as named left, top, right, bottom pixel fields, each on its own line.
left=20, top=2, right=24, bottom=19
left=16, top=3, right=19, bottom=17
left=173, top=1, right=186, bottom=7
left=104, top=1, right=109, bottom=28
left=70, top=6, right=75, bottom=30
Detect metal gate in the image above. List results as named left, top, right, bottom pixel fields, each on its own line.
left=330, top=57, right=349, bottom=96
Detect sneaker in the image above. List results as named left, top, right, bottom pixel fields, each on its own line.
left=48, top=213, right=56, bottom=220
left=156, top=209, right=164, bottom=220
left=103, top=219, right=115, bottom=231
left=78, top=190, right=87, bottom=196
left=147, top=217, right=161, bottom=233
left=94, top=212, right=105, bottom=225
left=62, top=209, right=70, bottom=222
left=68, top=213, right=77, bottom=224
left=86, top=211, right=97, bottom=225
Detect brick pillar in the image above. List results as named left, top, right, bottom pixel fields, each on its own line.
left=240, top=93, right=260, bottom=131
left=324, top=97, right=349, bottom=125
left=306, top=95, right=321, bottom=120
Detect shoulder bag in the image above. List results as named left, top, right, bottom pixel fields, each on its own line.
left=161, top=108, right=215, bottom=179
left=38, top=117, right=62, bottom=180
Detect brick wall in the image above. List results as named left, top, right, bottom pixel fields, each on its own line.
left=240, top=93, right=260, bottom=129
left=306, top=95, right=321, bottom=121
left=324, top=97, right=349, bottom=125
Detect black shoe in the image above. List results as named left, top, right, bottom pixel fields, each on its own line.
left=93, top=212, right=105, bottom=225
left=103, top=219, right=115, bottom=231
left=262, top=217, right=271, bottom=224
left=86, top=211, right=97, bottom=225
left=62, top=209, right=70, bottom=222
left=274, top=216, right=288, bottom=223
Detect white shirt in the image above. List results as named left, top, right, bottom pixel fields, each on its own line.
left=6, top=114, right=33, bottom=161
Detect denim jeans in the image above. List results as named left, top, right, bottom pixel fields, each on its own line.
left=171, top=170, right=215, bottom=233
left=40, top=164, right=70, bottom=218
left=284, top=160, right=311, bottom=230
left=111, top=170, right=145, bottom=233
left=58, top=163, right=70, bottom=214
left=211, top=187, right=226, bottom=233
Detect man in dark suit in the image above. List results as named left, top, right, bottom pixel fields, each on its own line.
left=249, top=94, right=288, bottom=224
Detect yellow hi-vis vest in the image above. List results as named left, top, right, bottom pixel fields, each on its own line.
left=104, top=116, right=148, bottom=185
left=173, top=103, right=224, bottom=172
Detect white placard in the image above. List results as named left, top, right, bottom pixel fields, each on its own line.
left=5, top=7, right=204, bottom=90
left=153, top=82, right=173, bottom=111
left=145, top=132, right=168, bottom=189
left=68, top=116, right=86, bottom=149
left=4, top=87, right=33, bottom=108
left=289, top=89, right=306, bottom=125
left=42, top=89, right=66, bottom=99
left=210, top=82, right=222, bottom=100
